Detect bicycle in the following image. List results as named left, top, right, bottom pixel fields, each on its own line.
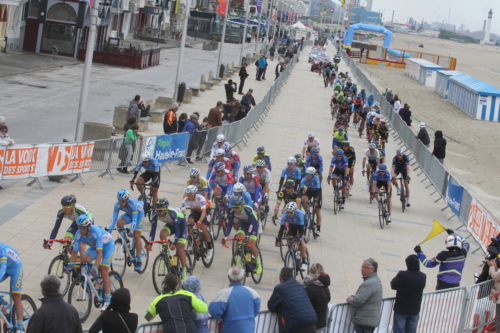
left=223, top=237, right=263, bottom=285
left=279, top=236, right=310, bottom=279
left=186, top=222, right=214, bottom=269
left=304, top=199, right=318, bottom=242
left=67, top=262, right=123, bottom=322
left=0, top=291, right=37, bottom=332
left=131, top=183, right=154, bottom=222
left=331, top=104, right=339, bottom=120
left=395, top=177, right=407, bottom=213
left=259, top=199, right=269, bottom=232
left=376, top=188, right=390, bottom=229
left=43, top=238, right=79, bottom=296
left=364, top=168, right=374, bottom=204
left=358, top=118, right=365, bottom=138
left=149, top=240, right=193, bottom=295
left=108, top=227, right=149, bottom=277
left=331, top=177, right=343, bottom=215
left=210, top=196, right=227, bottom=241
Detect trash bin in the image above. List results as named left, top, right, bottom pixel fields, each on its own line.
left=219, top=64, right=225, bottom=79
left=177, top=82, right=186, bottom=103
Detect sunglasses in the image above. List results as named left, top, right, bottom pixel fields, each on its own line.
left=287, top=212, right=295, bottom=215
left=285, top=187, right=293, bottom=190
left=244, top=172, right=252, bottom=175
left=379, top=170, right=386, bottom=173
left=190, top=176, right=198, bottom=179
left=287, top=163, right=294, bottom=165
left=311, top=153, right=318, bottom=156
left=257, top=153, right=264, bottom=155
left=118, top=199, right=127, bottom=203
left=62, top=205, right=74, bottom=209
left=78, top=226, right=88, bottom=230
left=256, top=166, right=264, bottom=169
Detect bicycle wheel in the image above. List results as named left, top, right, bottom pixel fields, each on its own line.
left=337, top=188, right=343, bottom=212
left=189, top=236, right=198, bottom=271
left=306, top=221, right=313, bottom=244
left=108, top=271, right=124, bottom=291
left=48, top=254, right=71, bottom=296
left=152, top=254, right=168, bottom=295
left=311, top=207, right=318, bottom=240
left=261, top=205, right=268, bottom=231
left=333, top=185, right=338, bottom=215
left=201, top=233, right=214, bottom=268
left=400, top=183, right=406, bottom=213
left=16, top=294, right=37, bottom=330
left=284, top=251, right=297, bottom=278
left=279, top=233, right=287, bottom=262
left=303, top=214, right=310, bottom=244
left=369, top=175, right=374, bottom=204
left=230, top=253, right=246, bottom=285
left=112, top=238, right=127, bottom=277
left=211, top=207, right=221, bottom=241
left=130, top=235, right=149, bottom=274
left=378, top=199, right=385, bottom=230
left=184, top=250, right=194, bottom=277
left=68, top=276, right=92, bottom=322
left=251, top=249, right=263, bottom=284
left=299, top=248, right=310, bottom=280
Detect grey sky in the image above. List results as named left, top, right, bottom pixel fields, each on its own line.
left=361, top=0, right=500, bottom=33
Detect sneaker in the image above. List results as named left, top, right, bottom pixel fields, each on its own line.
left=134, top=262, right=142, bottom=272
left=301, top=263, right=308, bottom=272
left=387, top=213, right=392, bottom=223
left=255, top=264, right=263, bottom=274
left=314, top=230, right=321, bottom=237
left=341, top=202, right=345, bottom=209
left=406, top=196, right=411, bottom=207
left=396, top=187, right=400, bottom=196
left=101, top=301, right=110, bottom=312
left=349, top=187, right=353, bottom=196
left=205, top=248, right=213, bottom=260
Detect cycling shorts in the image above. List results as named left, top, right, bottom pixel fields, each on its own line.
left=380, top=133, right=389, bottom=142
left=367, top=160, right=378, bottom=171
left=288, top=225, right=305, bottom=238
left=139, top=171, right=161, bottom=189
left=189, top=209, right=212, bottom=226
left=394, top=165, right=408, bottom=180
left=0, top=262, right=23, bottom=293
left=85, top=241, right=114, bottom=268
left=161, top=219, right=188, bottom=244
left=376, top=181, right=392, bottom=196
left=120, top=213, right=145, bottom=232
left=213, top=185, right=228, bottom=196
left=65, top=219, right=95, bottom=240
left=304, top=188, right=322, bottom=209
left=332, top=169, right=346, bottom=178
left=237, top=222, right=259, bottom=239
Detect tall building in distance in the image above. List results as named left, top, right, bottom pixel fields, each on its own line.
left=366, top=0, right=373, bottom=11
left=352, top=0, right=373, bottom=11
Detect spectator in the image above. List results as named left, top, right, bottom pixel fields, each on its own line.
left=268, top=267, right=317, bottom=333
left=390, top=255, right=426, bottom=333
left=225, top=79, right=237, bottom=103
left=346, top=258, right=382, bottom=333
left=238, top=64, right=249, bottom=95
left=26, top=274, right=82, bottom=333
left=385, top=88, right=394, bottom=104
left=0, top=116, right=5, bottom=126
left=416, top=123, right=430, bottom=148
left=256, top=55, right=266, bottom=81
left=261, top=56, right=269, bottom=80
left=0, top=125, right=14, bottom=146
left=275, top=62, right=285, bottom=81
left=486, top=258, right=500, bottom=331
left=431, top=130, right=447, bottom=164
left=195, top=117, right=209, bottom=161
left=398, top=103, right=408, bottom=118
left=208, top=101, right=223, bottom=128
left=145, top=273, right=208, bottom=332
left=209, top=267, right=261, bottom=333
left=183, top=276, right=210, bottom=333
left=222, top=99, right=238, bottom=124
left=304, top=263, right=331, bottom=332
left=400, top=104, right=412, bottom=127
left=393, top=94, right=402, bottom=114
left=178, top=113, right=188, bottom=132
left=127, top=95, right=150, bottom=121
left=241, top=89, right=256, bottom=113
left=89, top=288, right=138, bottom=333
left=184, top=114, right=199, bottom=164
left=269, top=45, right=276, bottom=61
left=118, top=124, right=143, bottom=174
left=246, top=31, right=252, bottom=43
left=186, top=113, right=202, bottom=163
left=163, top=103, right=179, bottom=134
left=234, top=105, right=247, bottom=121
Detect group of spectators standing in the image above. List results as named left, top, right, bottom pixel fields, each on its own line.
left=0, top=116, right=14, bottom=189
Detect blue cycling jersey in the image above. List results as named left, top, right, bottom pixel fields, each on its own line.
left=110, top=198, right=144, bottom=230
left=225, top=206, right=259, bottom=238
left=0, top=243, right=21, bottom=279
left=305, top=155, right=324, bottom=174
left=73, top=225, right=113, bottom=250
left=280, top=210, right=305, bottom=226
left=300, top=175, right=321, bottom=190
left=280, top=167, right=302, bottom=182
left=135, top=158, right=161, bottom=173
left=228, top=191, right=254, bottom=209
left=373, top=170, right=391, bottom=182
left=330, top=156, right=349, bottom=170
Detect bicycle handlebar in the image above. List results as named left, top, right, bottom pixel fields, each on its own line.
left=106, top=227, right=131, bottom=233
left=222, top=237, right=249, bottom=248
left=149, top=240, right=172, bottom=244
left=43, top=239, right=72, bottom=249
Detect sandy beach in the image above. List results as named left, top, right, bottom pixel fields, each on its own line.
left=356, top=32, right=500, bottom=220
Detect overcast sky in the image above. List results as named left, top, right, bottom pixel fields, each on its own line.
left=361, top=0, right=500, bottom=33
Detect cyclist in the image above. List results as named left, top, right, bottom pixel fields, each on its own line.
left=130, top=151, right=161, bottom=207
left=375, top=141, right=386, bottom=164
left=302, top=132, right=321, bottom=157
left=239, top=165, right=263, bottom=209
left=342, top=141, right=356, bottom=196
left=334, top=115, right=349, bottom=132
left=334, top=82, right=342, bottom=93
left=366, top=92, right=375, bottom=107
left=224, top=146, right=241, bottom=180
left=45, top=194, right=93, bottom=257
left=366, top=112, right=377, bottom=142
left=273, top=179, right=301, bottom=223
left=305, top=147, right=324, bottom=181
left=109, top=189, right=145, bottom=271
left=327, top=149, right=349, bottom=208
left=252, top=146, right=272, bottom=171
left=376, top=120, right=389, bottom=149
left=69, top=215, right=114, bottom=311
left=294, top=154, right=307, bottom=177
left=209, top=162, right=234, bottom=203
left=277, top=156, right=302, bottom=192
left=206, top=148, right=232, bottom=180
left=357, top=106, right=369, bottom=135
left=275, top=202, right=308, bottom=271
left=371, top=164, right=392, bottom=222
left=186, top=168, right=209, bottom=199
left=230, top=183, right=254, bottom=209
left=0, top=243, right=24, bottom=331
left=391, top=149, right=411, bottom=207
left=362, top=143, right=381, bottom=182
left=209, top=134, right=232, bottom=160
left=181, top=185, right=213, bottom=260
left=222, top=196, right=262, bottom=274
left=360, top=88, right=367, bottom=102
left=149, top=198, right=189, bottom=279
left=353, top=94, right=364, bottom=119
left=332, top=126, right=349, bottom=149
left=323, top=66, right=332, bottom=86
left=300, top=167, right=322, bottom=237
left=350, top=82, right=358, bottom=96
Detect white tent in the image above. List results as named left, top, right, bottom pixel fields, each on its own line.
left=291, top=21, right=310, bottom=30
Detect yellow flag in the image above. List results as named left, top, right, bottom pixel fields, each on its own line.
left=341, top=0, right=346, bottom=7
left=419, top=220, right=447, bottom=245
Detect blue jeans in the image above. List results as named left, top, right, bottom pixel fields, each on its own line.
left=354, top=325, right=375, bottom=333
left=392, top=311, right=419, bottom=333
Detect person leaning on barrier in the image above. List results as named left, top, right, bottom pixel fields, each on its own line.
left=304, top=263, right=331, bottom=332
left=208, top=101, right=223, bottom=128
left=416, top=123, right=430, bottom=148
left=241, top=89, right=256, bottom=113
left=431, top=130, right=447, bottom=164
left=184, top=114, right=199, bottom=164
left=89, top=288, right=138, bottom=333
left=414, top=229, right=470, bottom=290
left=164, top=103, right=179, bottom=134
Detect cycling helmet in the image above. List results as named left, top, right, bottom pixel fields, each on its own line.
left=224, top=146, right=233, bottom=155
left=155, top=198, right=169, bottom=209
left=369, top=112, right=376, bottom=117
left=310, top=147, right=319, bottom=154
left=336, top=149, right=344, bottom=155
left=342, top=141, right=350, bottom=147
left=61, top=194, right=77, bottom=207
left=190, top=168, right=200, bottom=176
left=255, top=159, right=267, bottom=168
left=243, top=165, right=254, bottom=173
left=214, top=148, right=224, bottom=157
left=375, top=114, right=381, bottom=119
left=374, top=141, right=381, bottom=147
left=374, top=102, right=380, bottom=107
left=141, top=151, right=152, bottom=161
left=379, top=164, right=388, bottom=170
left=287, top=156, right=297, bottom=163
left=305, top=167, right=316, bottom=175
left=294, top=154, right=302, bottom=160
left=117, top=189, right=130, bottom=200
left=381, top=121, right=386, bottom=125
left=387, top=88, right=392, bottom=93
left=338, top=126, right=345, bottom=132
left=284, top=179, right=295, bottom=188
left=368, top=143, right=376, bottom=149
left=76, top=214, right=92, bottom=228
left=347, top=97, right=352, bottom=103
left=396, top=148, right=404, bottom=154
left=338, top=115, right=345, bottom=121
left=231, top=196, right=246, bottom=207
left=361, top=88, right=365, bottom=91
left=185, top=185, right=198, bottom=194
left=308, top=132, right=315, bottom=138
left=353, top=83, right=357, bottom=86
left=257, top=146, right=266, bottom=154
left=216, top=134, right=225, bottom=143
left=285, top=202, right=298, bottom=212
left=445, top=234, right=461, bottom=249
left=233, top=183, right=246, bottom=193
left=215, top=162, right=226, bottom=171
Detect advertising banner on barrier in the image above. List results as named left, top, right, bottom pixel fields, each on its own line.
left=153, top=134, right=189, bottom=163
left=46, top=142, right=94, bottom=175
left=446, top=179, right=464, bottom=216
left=468, top=198, right=500, bottom=252
left=0, top=145, right=46, bottom=179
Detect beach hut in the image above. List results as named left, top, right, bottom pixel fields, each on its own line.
left=447, top=74, right=500, bottom=122
left=418, top=63, right=445, bottom=87
left=434, top=70, right=462, bottom=99
left=404, top=58, right=430, bottom=81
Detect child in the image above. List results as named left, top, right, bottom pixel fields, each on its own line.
left=183, top=276, right=209, bottom=333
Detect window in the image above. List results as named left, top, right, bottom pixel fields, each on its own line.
left=47, top=3, right=77, bottom=23
left=28, top=0, right=40, bottom=18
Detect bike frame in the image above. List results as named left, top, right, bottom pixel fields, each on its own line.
left=67, top=262, right=102, bottom=303
left=0, top=291, right=31, bottom=328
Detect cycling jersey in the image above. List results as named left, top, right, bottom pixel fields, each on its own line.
left=226, top=151, right=241, bottom=178
left=336, top=95, right=345, bottom=103
left=358, top=110, right=368, bottom=120
left=306, top=155, right=324, bottom=174
left=303, top=138, right=320, bottom=149
left=343, top=147, right=356, bottom=168
left=367, top=94, right=375, bottom=107
left=110, top=198, right=145, bottom=231
left=180, top=194, right=210, bottom=213
left=206, top=157, right=232, bottom=179
left=278, top=166, right=302, bottom=191
left=134, top=158, right=161, bottom=173
left=330, top=156, right=349, bottom=170
left=277, top=210, right=306, bottom=239
left=252, top=168, right=272, bottom=186
left=150, top=208, right=186, bottom=244
left=50, top=204, right=94, bottom=241
left=392, top=155, right=410, bottom=167
left=210, top=142, right=232, bottom=160
left=332, top=131, right=349, bottom=148
left=373, top=170, right=391, bottom=182
left=276, top=189, right=300, bottom=205
left=133, top=158, right=161, bottom=188
left=225, top=206, right=259, bottom=238
left=209, top=169, right=234, bottom=195
left=300, top=175, right=321, bottom=190
left=228, top=191, right=253, bottom=209
left=0, top=243, right=23, bottom=293
left=364, top=149, right=381, bottom=161
left=186, top=177, right=209, bottom=195
left=252, top=154, right=272, bottom=171
left=239, top=175, right=262, bottom=204
left=376, top=125, right=389, bottom=140
left=73, top=225, right=113, bottom=250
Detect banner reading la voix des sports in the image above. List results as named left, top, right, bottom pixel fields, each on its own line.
left=468, top=198, right=500, bottom=252
left=151, top=134, right=189, bottom=163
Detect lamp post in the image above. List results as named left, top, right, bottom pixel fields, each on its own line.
left=173, top=0, right=191, bottom=102
left=216, top=0, right=230, bottom=74
left=239, top=0, right=249, bottom=65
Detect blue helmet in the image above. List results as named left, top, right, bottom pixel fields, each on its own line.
left=215, top=162, right=226, bottom=171
left=224, top=146, right=233, bottom=155
left=336, top=149, right=344, bottom=156
left=379, top=164, right=388, bottom=171
left=231, top=196, right=246, bottom=207
left=243, top=165, right=254, bottom=173
left=117, top=189, right=130, bottom=200
left=294, top=154, right=302, bottom=160
left=310, top=147, right=319, bottom=154
left=257, top=146, right=266, bottom=154
left=76, top=214, right=92, bottom=228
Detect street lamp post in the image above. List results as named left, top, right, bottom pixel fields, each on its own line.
left=216, top=0, right=230, bottom=74
left=173, top=0, right=191, bottom=102
left=239, top=0, right=249, bottom=65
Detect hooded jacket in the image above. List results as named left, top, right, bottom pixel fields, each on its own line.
left=304, top=273, right=331, bottom=329
left=432, top=131, right=447, bottom=159
left=390, top=255, right=427, bottom=316
left=89, top=288, right=138, bottom=333
left=183, top=276, right=210, bottom=333
left=127, top=99, right=140, bottom=121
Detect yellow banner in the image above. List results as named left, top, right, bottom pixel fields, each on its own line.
left=419, top=220, right=447, bottom=245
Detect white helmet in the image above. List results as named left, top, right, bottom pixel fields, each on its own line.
left=189, top=168, right=200, bottom=176
left=387, top=88, right=392, bottom=93
left=233, top=183, right=246, bottom=193
left=185, top=185, right=198, bottom=194
left=375, top=114, right=381, bottom=119
left=285, top=202, right=298, bottom=212
left=216, top=134, right=225, bottom=143
left=374, top=102, right=380, bottom=107
left=141, top=151, right=152, bottom=161
left=287, top=156, right=297, bottom=163
left=369, top=112, right=376, bottom=117
left=308, top=132, right=315, bottom=138
left=305, top=167, right=316, bottom=175
left=255, top=159, right=267, bottom=167
left=445, top=234, right=461, bottom=249
left=215, top=148, right=224, bottom=157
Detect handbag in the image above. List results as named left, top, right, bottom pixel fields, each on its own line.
left=117, top=313, right=132, bottom=333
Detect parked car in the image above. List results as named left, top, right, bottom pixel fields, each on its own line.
left=310, top=55, right=332, bottom=71
left=308, top=48, right=325, bottom=62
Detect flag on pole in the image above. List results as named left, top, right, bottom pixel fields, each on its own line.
left=419, top=220, right=447, bottom=245
left=341, top=0, right=346, bottom=7
left=217, top=0, right=227, bottom=16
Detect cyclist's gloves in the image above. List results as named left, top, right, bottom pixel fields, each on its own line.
left=414, top=245, right=422, bottom=253
left=446, top=229, right=454, bottom=235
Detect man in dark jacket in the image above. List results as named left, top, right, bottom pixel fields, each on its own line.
left=127, top=95, right=150, bottom=121
left=390, top=255, right=426, bottom=333
left=225, top=79, right=237, bottom=102
left=27, top=274, right=82, bottom=333
left=241, top=89, right=256, bottom=113
left=238, top=64, right=249, bottom=95
left=416, top=122, right=430, bottom=148
left=400, top=105, right=412, bottom=127
left=268, top=267, right=317, bottom=333
left=89, top=288, right=138, bottom=333
left=431, top=130, right=447, bottom=164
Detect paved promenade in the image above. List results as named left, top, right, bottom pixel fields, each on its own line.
left=0, top=45, right=484, bottom=328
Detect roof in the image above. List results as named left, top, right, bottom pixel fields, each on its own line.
left=420, top=63, right=444, bottom=69
left=449, top=74, right=500, bottom=97
left=406, top=58, right=432, bottom=65
left=437, top=70, right=462, bottom=77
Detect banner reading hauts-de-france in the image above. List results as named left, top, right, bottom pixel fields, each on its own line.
left=153, top=133, right=189, bottom=163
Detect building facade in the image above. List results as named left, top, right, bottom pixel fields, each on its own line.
left=349, top=8, right=381, bottom=26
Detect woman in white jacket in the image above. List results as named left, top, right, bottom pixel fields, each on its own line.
left=0, top=125, right=14, bottom=146
left=393, top=94, right=402, bottom=114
